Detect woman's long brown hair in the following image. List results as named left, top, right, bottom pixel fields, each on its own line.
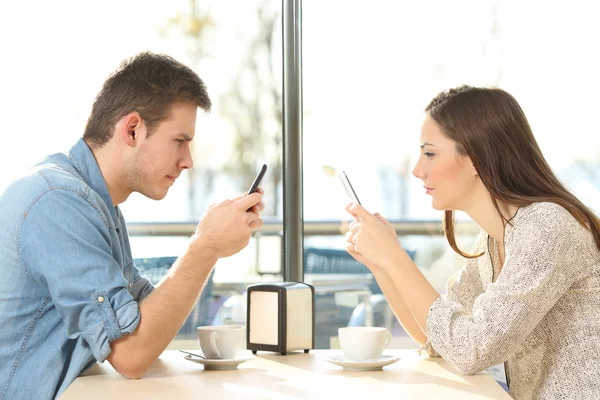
left=425, top=85, right=600, bottom=257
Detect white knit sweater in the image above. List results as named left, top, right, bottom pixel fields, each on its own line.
left=422, top=202, right=600, bottom=399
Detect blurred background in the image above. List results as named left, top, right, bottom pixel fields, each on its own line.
left=1, top=0, right=599, bottom=373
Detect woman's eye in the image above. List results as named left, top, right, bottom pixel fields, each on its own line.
left=424, top=152, right=434, bottom=158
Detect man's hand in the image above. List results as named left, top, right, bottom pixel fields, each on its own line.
left=107, top=189, right=265, bottom=379
left=191, top=188, right=265, bottom=259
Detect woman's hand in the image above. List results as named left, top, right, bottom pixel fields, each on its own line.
left=344, top=203, right=407, bottom=271
left=344, top=229, right=380, bottom=271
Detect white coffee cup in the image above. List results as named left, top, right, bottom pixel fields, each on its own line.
left=197, top=325, right=245, bottom=360
left=338, top=327, right=392, bottom=361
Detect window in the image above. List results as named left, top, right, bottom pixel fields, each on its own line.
left=0, top=0, right=283, bottom=346
left=303, top=0, right=600, bottom=349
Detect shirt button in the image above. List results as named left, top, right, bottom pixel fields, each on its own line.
left=97, top=296, right=105, bottom=303
left=128, top=282, right=132, bottom=289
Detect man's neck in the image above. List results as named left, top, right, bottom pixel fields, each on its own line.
left=85, top=139, right=129, bottom=206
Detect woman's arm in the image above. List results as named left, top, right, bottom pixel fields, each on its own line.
left=346, top=205, right=439, bottom=333
left=348, top=202, right=590, bottom=374
left=346, top=238, right=429, bottom=345
left=380, top=251, right=440, bottom=334
left=370, top=267, right=428, bottom=345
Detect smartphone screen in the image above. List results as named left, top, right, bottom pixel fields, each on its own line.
left=338, top=170, right=361, bottom=205
left=248, top=164, right=268, bottom=194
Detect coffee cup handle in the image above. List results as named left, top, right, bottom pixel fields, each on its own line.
left=384, top=331, right=392, bottom=348
left=210, top=331, right=220, bottom=358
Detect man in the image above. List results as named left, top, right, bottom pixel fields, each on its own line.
left=0, top=52, right=264, bottom=399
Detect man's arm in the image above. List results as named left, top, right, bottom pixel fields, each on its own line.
left=107, top=192, right=264, bottom=378
left=106, top=242, right=216, bottom=378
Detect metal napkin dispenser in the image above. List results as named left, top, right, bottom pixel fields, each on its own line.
left=246, top=282, right=315, bottom=355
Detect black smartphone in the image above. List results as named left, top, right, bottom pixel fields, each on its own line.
left=338, top=170, right=361, bottom=205
left=247, top=164, right=267, bottom=212
left=248, top=164, right=268, bottom=194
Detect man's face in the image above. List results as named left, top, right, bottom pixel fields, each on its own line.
left=125, top=102, right=197, bottom=200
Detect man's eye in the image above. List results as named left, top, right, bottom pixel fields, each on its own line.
left=176, top=139, right=185, bottom=144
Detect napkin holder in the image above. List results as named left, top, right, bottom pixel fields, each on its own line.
left=246, top=282, right=315, bottom=355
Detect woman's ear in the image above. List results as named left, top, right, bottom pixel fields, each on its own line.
left=459, top=154, right=479, bottom=177
left=471, top=163, right=478, bottom=177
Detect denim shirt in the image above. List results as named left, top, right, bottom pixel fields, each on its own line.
left=0, top=139, right=154, bottom=400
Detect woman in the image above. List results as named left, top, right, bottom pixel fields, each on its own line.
left=345, top=85, right=600, bottom=399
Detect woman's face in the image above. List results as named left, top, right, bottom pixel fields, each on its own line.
left=412, top=115, right=479, bottom=211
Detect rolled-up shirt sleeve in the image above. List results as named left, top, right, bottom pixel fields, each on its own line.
left=19, top=189, right=142, bottom=362
left=131, top=261, right=154, bottom=302
left=425, top=210, right=589, bottom=374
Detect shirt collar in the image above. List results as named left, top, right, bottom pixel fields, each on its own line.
left=67, top=138, right=121, bottom=229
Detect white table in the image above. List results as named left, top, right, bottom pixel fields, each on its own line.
left=61, top=349, right=511, bottom=399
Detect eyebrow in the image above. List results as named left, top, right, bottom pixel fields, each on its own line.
left=420, top=142, right=436, bottom=148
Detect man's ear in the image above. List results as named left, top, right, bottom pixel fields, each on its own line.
left=120, top=112, right=143, bottom=147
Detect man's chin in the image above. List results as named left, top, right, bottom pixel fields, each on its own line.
left=153, top=191, right=169, bottom=201
left=142, top=189, right=169, bottom=201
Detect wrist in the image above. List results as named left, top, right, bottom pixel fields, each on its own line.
left=188, top=234, right=220, bottom=266
left=381, top=246, right=409, bottom=272
left=366, top=261, right=382, bottom=273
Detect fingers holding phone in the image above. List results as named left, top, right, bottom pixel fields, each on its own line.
left=239, top=192, right=264, bottom=229
left=230, top=188, right=264, bottom=213
left=228, top=163, right=267, bottom=214
left=247, top=188, right=264, bottom=214
left=233, top=193, right=264, bottom=227
left=191, top=165, right=267, bottom=259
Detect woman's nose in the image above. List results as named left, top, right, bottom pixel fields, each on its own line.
left=412, top=160, right=424, bottom=179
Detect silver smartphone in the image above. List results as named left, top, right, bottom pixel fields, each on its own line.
left=338, top=170, right=361, bottom=205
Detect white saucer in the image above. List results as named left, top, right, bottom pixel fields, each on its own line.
left=183, top=354, right=256, bottom=370
left=325, top=354, right=400, bottom=371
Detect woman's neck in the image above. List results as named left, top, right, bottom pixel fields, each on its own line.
left=461, top=189, right=520, bottom=245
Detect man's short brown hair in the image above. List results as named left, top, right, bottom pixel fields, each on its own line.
left=83, top=52, right=211, bottom=148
